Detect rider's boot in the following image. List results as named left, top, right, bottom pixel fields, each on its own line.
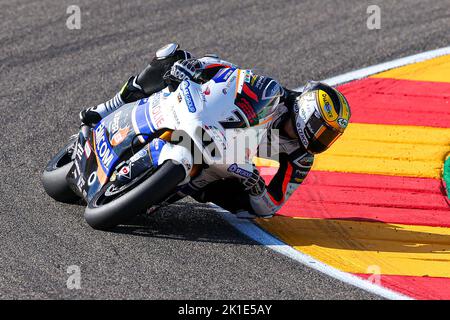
left=80, top=76, right=146, bottom=126
left=80, top=43, right=192, bottom=126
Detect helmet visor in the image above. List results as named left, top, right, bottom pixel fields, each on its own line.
left=306, top=124, right=342, bottom=154
left=294, top=100, right=343, bottom=154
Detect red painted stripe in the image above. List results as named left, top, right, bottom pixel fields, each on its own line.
left=260, top=171, right=450, bottom=227
left=355, top=274, right=450, bottom=300
left=337, top=78, right=450, bottom=128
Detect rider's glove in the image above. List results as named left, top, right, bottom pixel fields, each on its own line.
left=170, top=59, right=203, bottom=82
left=242, top=167, right=266, bottom=197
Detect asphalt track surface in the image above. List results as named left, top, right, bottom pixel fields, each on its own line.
left=1, top=0, right=449, bottom=299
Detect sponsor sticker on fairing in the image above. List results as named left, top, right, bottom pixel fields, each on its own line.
left=212, top=68, right=235, bottom=83
left=110, top=126, right=130, bottom=147
left=84, top=141, right=92, bottom=158
left=138, top=97, right=149, bottom=106
left=95, top=123, right=119, bottom=173
left=181, top=81, right=196, bottom=113
left=118, top=165, right=131, bottom=179
left=88, top=172, right=97, bottom=186
left=129, top=148, right=147, bottom=162
left=150, top=96, right=165, bottom=128
left=244, top=70, right=252, bottom=83
left=110, top=110, right=122, bottom=133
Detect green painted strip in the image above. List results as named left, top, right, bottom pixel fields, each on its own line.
left=444, top=156, right=450, bottom=200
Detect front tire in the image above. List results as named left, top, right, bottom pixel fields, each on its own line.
left=41, top=136, right=80, bottom=203
left=84, top=160, right=186, bottom=230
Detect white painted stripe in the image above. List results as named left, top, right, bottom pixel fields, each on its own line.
left=302, top=46, right=450, bottom=89
left=215, top=46, right=450, bottom=300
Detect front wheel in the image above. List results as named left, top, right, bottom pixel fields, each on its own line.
left=84, top=160, right=186, bottom=230
left=41, top=136, right=80, bottom=203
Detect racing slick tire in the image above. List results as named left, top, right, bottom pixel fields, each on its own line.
left=84, top=160, right=186, bottom=230
left=41, top=136, right=81, bottom=204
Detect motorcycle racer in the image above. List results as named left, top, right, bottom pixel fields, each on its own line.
left=80, top=43, right=351, bottom=219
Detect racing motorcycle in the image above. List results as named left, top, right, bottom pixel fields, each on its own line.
left=42, top=68, right=281, bottom=230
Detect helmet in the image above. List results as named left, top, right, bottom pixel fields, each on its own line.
left=291, top=81, right=351, bottom=154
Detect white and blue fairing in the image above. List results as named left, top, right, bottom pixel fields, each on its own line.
left=73, top=68, right=279, bottom=200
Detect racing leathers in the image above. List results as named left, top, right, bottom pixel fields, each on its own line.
left=182, top=105, right=314, bottom=219
left=80, top=43, right=314, bottom=218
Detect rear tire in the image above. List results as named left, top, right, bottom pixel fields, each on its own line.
left=84, top=160, right=186, bottom=230
left=42, top=136, right=80, bottom=203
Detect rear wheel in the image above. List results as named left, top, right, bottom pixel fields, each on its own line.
left=84, top=160, right=186, bottom=230
left=41, top=136, right=80, bottom=203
